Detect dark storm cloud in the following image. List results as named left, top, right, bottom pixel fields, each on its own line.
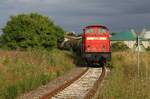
left=104, top=0, right=150, bottom=14
left=0, top=0, right=150, bottom=33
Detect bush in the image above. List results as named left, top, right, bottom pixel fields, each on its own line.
left=1, top=13, right=64, bottom=50
left=111, top=42, right=129, bottom=51
left=146, top=46, right=150, bottom=51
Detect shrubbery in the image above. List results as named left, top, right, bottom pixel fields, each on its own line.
left=146, top=46, right=150, bottom=51
left=111, top=42, right=129, bottom=51
left=0, top=13, right=64, bottom=50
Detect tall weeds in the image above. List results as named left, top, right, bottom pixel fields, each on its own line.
left=0, top=49, right=75, bottom=99
left=99, top=51, right=150, bottom=99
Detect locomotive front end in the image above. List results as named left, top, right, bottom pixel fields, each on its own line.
left=82, top=25, right=111, bottom=65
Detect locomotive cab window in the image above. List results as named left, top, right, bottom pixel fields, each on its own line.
left=85, top=28, right=94, bottom=34
left=98, top=28, right=107, bottom=34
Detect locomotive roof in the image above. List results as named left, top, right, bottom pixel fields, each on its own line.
left=83, top=25, right=109, bottom=30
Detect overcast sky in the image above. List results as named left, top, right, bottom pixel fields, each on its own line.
left=0, top=0, right=150, bottom=33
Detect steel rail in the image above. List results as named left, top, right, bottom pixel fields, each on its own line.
left=84, top=66, right=106, bottom=99
left=50, top=67, right=105, bottom=99
left=40, top=68, right=88, bottom=99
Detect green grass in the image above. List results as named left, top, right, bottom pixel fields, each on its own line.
left=0, top=49, right=75, bottom=99
left=98, top=51, right=150, bottom=99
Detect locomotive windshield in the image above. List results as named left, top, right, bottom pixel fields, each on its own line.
left=98, top=28, right=107, bottom=34
left=85, top=28, right=94, bottom=33
left=84, top=26, right=108, bottom=34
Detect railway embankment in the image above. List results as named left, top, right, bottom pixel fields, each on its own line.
left=50, top=67, right=105, bottom=99
left=17, top=56, right=107, bottom=99
left=17, top=67, right=87, bottom=99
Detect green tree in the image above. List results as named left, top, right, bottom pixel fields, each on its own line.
left=1, top=13, right=64, bottom=50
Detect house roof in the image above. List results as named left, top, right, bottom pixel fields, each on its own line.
left=110, top=32, right=136, bottom=41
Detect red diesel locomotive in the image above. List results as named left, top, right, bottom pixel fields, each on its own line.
left=81, top=25, right=111, bottom=65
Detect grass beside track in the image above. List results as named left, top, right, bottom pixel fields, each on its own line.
left=98, top=51, right=150, bottom=99
left=0, top=49, right=75, bottom=99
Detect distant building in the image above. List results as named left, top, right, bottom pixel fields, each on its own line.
left=144, top=31, right=150, bottom=39
left=142, top=31, right=150, bottom=48
left=110, top=32, right=136, bottom=48
left=110, top=31, right=150, bottom=50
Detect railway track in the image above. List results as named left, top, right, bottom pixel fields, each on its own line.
left=45, top=67, right=106, bottom=99
left=18, top=67, right=106, bottom=99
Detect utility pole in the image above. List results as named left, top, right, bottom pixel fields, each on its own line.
left=137, top=35, right=140, bottom=77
